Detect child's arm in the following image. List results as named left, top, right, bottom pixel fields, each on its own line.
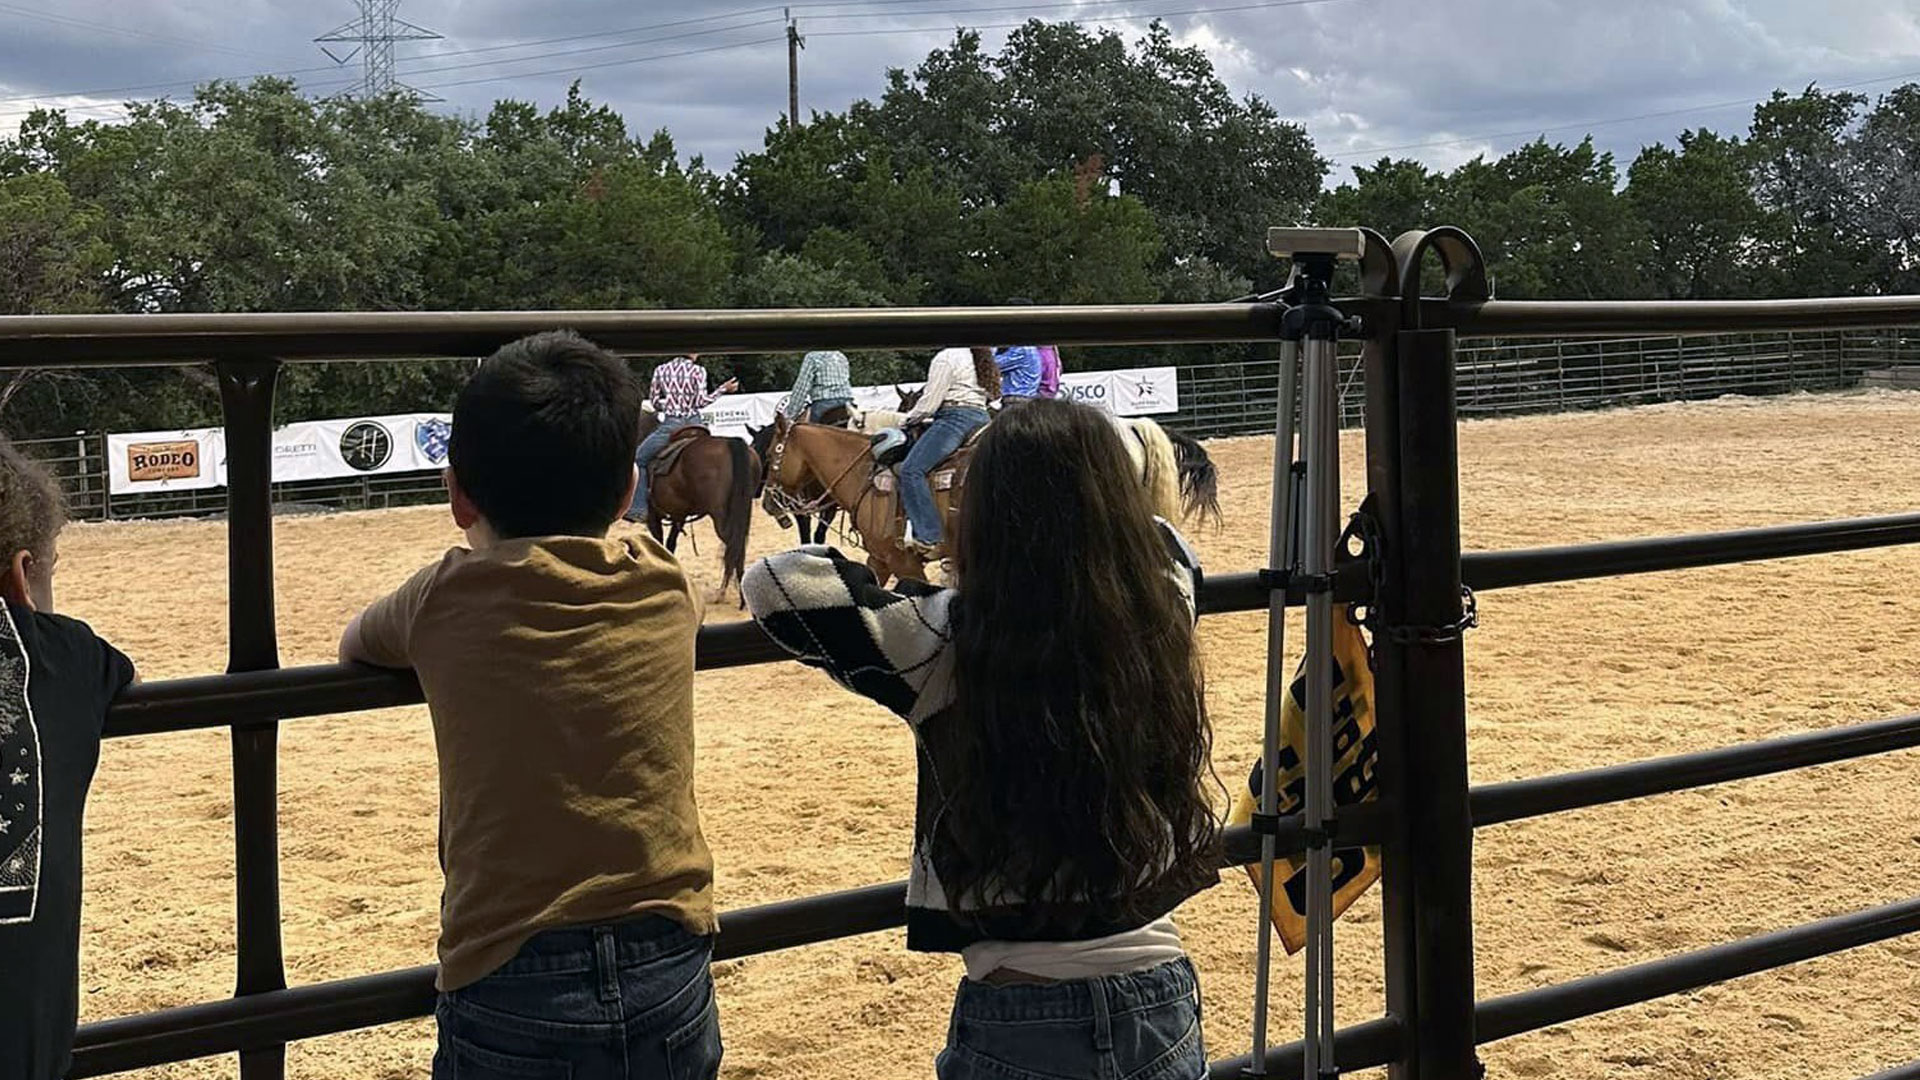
left=338, top=563, right=438, bottom=669
left=742, top=547, right=952, bottom=722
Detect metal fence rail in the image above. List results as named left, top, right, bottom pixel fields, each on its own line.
left=8, top=228, right=1920, bottom=1080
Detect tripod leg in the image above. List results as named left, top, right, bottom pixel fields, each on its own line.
left=1248, top=339, right=1301, bottom=1077
left=1301, top=331, right=1342, bottom=1079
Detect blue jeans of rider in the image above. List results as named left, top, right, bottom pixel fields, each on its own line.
left=808, top=397, right=853, bottom=423
left=900, top=405, right=989, bottom=546
left=432, top=916, right=722, bottom=1080
left=630, top=415, right=695, bottom=519
left=936, top=958, right=1206, bottom=1080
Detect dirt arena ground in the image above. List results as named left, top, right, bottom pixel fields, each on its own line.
left=61, top=390, right=1920, bottom=1079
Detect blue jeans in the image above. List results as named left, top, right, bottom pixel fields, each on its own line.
left=808, top=397, right=852, bottom=423
left=901, top=406, right=989, bottom=545
left=631, top=415, right=695, bottom=518
left=432, top=916, right=722, bottom=1080
left=936, top=958, right=1206, bottom=1080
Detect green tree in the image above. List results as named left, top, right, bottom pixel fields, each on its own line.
left=1746, top=86, right=1870, bottom=296
left=962, top=172, right=1163, bottom=305
left=1625, top=129, right=1762, bottom=298
left=0, top=173, right=109, bottom=314
left=1851, top=85, right=1920, bottom=293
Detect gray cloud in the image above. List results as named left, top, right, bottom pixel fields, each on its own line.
left=1, top=0, right=1915, bottom=181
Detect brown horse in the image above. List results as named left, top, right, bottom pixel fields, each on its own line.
left=763, top=414, right=968, bottom=585
left=631, top=412, right=759, bottom=603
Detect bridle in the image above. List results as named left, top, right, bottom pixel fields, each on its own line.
left=763, top=424, right=871, bottom=521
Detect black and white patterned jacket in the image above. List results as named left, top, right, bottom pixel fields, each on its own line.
left=741, top=519, right=1210, bottom=952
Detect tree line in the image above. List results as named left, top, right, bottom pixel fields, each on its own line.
left=2, top=19, right=1916, bottom=439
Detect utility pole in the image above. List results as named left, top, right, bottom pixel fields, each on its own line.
left=786, top=9, right=804, bottom=128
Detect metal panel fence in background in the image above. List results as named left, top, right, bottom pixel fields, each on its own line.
left=1178, top=326, right=1914, bottom=437
left=17, top=326, right=1917, bottom=521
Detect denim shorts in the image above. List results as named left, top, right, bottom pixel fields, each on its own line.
left=432, top=916, right=721, bottom=1080
left=936, top=957, right=1206, bottom=1080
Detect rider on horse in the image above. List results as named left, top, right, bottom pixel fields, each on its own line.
left=631, top=353, right=736, bottom=521
left=783, top=350, right=854, bottom=425
left=899, top=347, right=1000, bottom=555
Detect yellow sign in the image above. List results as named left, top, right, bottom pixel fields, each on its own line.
left=1228, top=617, right=1381, bottom=953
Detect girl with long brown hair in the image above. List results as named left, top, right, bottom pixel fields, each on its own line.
left=744, top=398, right=1217, bottom=1079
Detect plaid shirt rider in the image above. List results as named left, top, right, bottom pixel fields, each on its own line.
left=650, top=356, right=721, bottom=418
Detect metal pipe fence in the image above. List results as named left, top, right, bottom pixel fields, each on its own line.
left=4, top=227, right=1920, bottom=1080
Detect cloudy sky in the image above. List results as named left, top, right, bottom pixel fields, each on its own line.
left=3, top=0, right=1918, bottom=184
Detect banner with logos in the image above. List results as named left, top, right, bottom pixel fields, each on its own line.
left=105, top=368, right=1178, bottom=493
left=107, top=412, right=454, bottom=495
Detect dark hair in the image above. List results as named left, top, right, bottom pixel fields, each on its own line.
left=0, top=435, right=64, bottom=568
left=968, top=346, right=1002, bottom=401
left=939, top=398, right=1216, bottom=931
left=449, top=330, right=643, bottom=538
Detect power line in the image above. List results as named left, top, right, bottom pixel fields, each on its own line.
left=810, top=0, right=1356, bottom=36
left=409, top=35, right=792, bottom=93
left=1329, top=65, right=1920, bottom=160
left=393, top=18, right=785, bottom=81
left=0, top=1, right=851, bottom=107
left=0, top=1, right=308, bottom=65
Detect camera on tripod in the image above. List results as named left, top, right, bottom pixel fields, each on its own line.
left=1265, top=227, right=1365, bottom=262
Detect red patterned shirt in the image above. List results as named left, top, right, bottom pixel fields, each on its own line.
left=650, top=357, right=717, bottom=418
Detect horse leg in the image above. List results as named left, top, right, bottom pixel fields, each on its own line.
left=813, top=507, right=833, bottom=545
left=794, top=513, right=813, bottom=546
left=664, top=519, right=684, bottom=553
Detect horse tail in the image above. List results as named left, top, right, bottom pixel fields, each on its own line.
left=1164, top=427, right=1222, bottom=528
left=1129, top=419, right=1184, bottom=525
left=720, top=438, right=756, bottom=592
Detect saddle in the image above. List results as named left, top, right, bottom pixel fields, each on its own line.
left=651, top=424, right=710, bottom=478
left=868, top=424, right=984, bottom=495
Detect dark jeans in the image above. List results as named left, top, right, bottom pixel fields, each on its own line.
left=808, top=397, right=852, bottom=423
left=631, top=415, right=696, bottom=518
left=900, top=405, right=989, bottom=545
left=936, top=958, right=1205, bottom=1080
left=433, top=916, right=722, bottom=1080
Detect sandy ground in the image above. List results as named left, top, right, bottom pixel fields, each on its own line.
left=59, top=390, right=1920, bottom=1080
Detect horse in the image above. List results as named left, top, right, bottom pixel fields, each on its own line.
left=749, top=418, right=839, bottom=545
left=875, top=386, right=1221, bottom=528
left=630, top=411, right=759, bottom=604
left=762, top=413, right=959, bottom=585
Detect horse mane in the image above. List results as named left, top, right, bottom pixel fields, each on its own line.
left=1163, top=427, right=1222, bottom=527
left=1124, top=419, right=1185, bottom=525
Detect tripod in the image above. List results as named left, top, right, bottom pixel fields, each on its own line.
left=1247, top=228, right=1364, bottom=1080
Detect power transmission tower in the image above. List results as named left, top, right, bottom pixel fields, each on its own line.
left=316, top=0, right=442, bottom=99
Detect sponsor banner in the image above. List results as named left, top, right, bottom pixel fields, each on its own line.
left=106, top=368, right=1178, bottom=493
left=1108, top=366, right=1179, bottom=415
left=108, top=431, right=224, bottom=494
left=107, top=413, right=453, bottom=494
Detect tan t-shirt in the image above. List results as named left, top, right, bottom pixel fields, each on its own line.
left=352, top=535, right=716, bottom=990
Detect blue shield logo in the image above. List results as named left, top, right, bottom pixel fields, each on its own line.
left=415, top=418, right=451, bottom=465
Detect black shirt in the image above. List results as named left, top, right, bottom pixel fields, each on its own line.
left=0, top=602, right=134, bottom=1080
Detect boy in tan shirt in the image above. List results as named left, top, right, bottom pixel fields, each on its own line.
left=340, top=331, right=720, bottom=1079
